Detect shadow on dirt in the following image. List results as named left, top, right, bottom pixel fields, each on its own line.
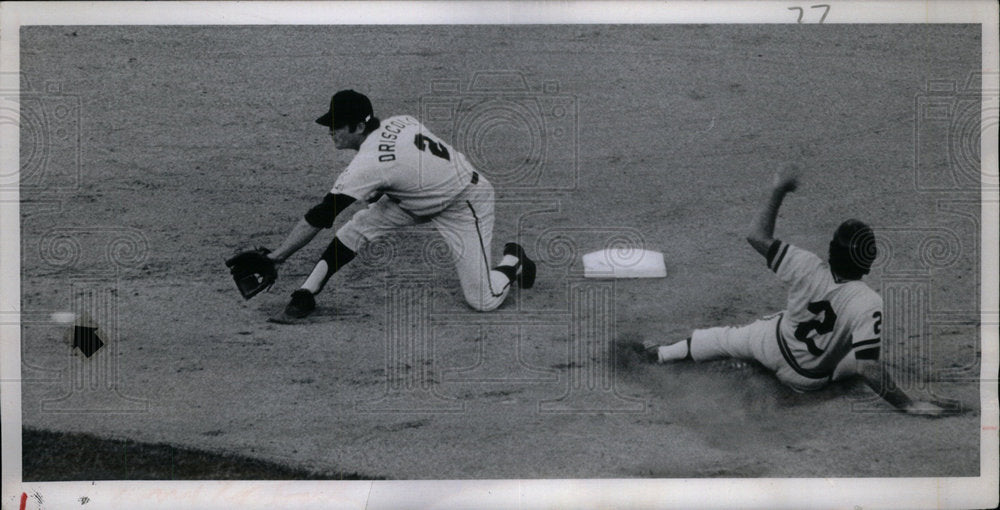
left=613, top=335, right=857, bottom=404
left=610, top=334, right=886, bottom=453
left=22, top=428, right=381, bottom=481
left=613, top=334, right=972, bottom=422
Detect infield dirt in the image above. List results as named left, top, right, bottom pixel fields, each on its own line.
left=19, top=25, right=982, bottom=479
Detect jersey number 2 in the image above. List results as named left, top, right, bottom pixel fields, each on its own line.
left=793, top=300, right=837, bottom=355
left=414, top=133, right=451, bottom=161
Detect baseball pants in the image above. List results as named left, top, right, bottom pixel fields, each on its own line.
left=690, top=313, right=831, bottom=392
left=336, top=177, right=511, bottom=311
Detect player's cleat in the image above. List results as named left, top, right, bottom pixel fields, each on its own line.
left=503, top=242, right=536, bottom=289
left=638, top=343, right=661, bottom=363
left=624, top=341, right=661, bottom=363
left=283, top=289, right=316, bottom=319
left=644, top=345, right=661, bottom=364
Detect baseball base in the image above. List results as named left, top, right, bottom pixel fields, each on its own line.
left=582, top=248, right=667, bottom=278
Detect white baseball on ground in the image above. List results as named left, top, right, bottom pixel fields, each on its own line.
left=50, top=312, right=77, bottom=324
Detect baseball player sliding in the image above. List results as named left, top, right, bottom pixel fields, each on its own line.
left=644, top=164, right=944, bottom=416
left=227, top=90, right=535, bottom=321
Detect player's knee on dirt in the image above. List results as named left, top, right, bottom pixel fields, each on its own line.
left=334, top=222, right=364, bottom=253
left=462, top=269, right=510, bottom=312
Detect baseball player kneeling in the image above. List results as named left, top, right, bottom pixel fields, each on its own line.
left=229, top=90, right=535, bottom=321
left=644, top=164, right=944, bottom=417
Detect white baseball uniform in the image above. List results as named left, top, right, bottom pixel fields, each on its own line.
left=333, top=115, right=512, bottom=311
left=690, top=240, right=883, bottom=392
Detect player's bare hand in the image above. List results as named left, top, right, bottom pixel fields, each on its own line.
left=773, top=163, right=801, bottom=193
left=904, top=401, right=945, bottom=417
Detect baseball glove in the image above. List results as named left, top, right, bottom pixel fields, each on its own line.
left=225, top=247, right=277, bottom=300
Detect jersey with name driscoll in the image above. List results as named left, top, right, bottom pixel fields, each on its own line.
left=331, top=115, right=477, bottom=217
left=767, top=240, right=883, bottom=380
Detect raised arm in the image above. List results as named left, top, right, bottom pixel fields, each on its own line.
left=856, top=359, right=945, bottom=416
left=268, top=192, right=357, bottom=263
left=746, top=164, right=800, bottom=257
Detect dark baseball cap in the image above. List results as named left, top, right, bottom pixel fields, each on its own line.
left=315, top=89, right=373, bottom=128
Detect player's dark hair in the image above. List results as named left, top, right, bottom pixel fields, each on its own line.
left=361, top=116, right=381, bottom=135
left=341, top=116, right=380, bottom=136
left=828, top=219, right=876, bottom=280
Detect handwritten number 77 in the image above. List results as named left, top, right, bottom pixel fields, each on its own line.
left=789, top=4, right=830, bottom=23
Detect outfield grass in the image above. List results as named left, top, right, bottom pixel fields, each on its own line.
left=22, top=428, right=378, bottom=481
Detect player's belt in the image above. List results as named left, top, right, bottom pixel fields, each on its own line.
left=774, top=315, right=833, bottom=380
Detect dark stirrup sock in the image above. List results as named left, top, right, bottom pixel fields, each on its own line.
left=306, top=237, right=356, bottom=294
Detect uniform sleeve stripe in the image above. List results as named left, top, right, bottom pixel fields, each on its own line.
left=765, top=240, right=782, bottom=267
left=852, top=338, right=881, bottom=348
left=770, top=243, right=790, bottom=272
left=855, top=347, right=880, bottom=360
